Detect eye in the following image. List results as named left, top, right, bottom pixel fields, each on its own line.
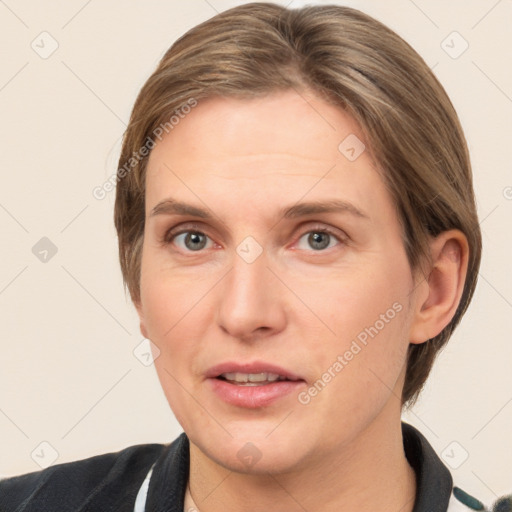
left=295, top=227, right=345, bottom=252
left=161, top=224, right=347, bottom=254
left=165, top=229, right=214, bottom=252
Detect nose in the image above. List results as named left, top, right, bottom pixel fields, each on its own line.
left=216, top=243, right=287, bottom=343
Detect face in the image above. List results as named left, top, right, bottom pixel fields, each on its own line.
left=137, top=89, right=423, bottom=474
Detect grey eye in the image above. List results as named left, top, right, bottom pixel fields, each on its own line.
left=308, top=232, right=331, bottom=250
left=297, top=231, right=339, bottom=251
left=175, top=232, right=210, bottom=251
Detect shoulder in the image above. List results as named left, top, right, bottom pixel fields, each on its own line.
left=0, top=442, right=166, bottom=512
left=401, top=422, right=501, bottom=512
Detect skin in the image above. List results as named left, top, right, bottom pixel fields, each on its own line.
left=136, top=89, right=469, bottom=512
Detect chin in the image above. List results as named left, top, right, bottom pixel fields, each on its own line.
left=190, top=425, right=312, bottom=475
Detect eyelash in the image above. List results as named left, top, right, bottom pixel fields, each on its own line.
left=160, top=223, right=348, bottom=254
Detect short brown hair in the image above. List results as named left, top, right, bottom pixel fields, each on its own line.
left=114, top=3, right=481, bottom=409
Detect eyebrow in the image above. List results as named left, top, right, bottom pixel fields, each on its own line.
left=149, top=198, right=369, bottom=220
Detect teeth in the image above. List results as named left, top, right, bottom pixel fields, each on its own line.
left=221, top=372, right=284, bottom=384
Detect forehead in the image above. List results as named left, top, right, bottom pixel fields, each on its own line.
left=148, top=90, right=366, bottom=171
left=144, top=90, right=392, bottom=225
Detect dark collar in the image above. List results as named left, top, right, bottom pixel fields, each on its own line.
left=145, top=432, right=189, bottom=512
left=402, top=421, right=453, bottom=511
left=145, top=421, right=453, bottom=512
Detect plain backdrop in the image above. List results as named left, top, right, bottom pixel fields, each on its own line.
left=1, top=0, right=511, bottom=507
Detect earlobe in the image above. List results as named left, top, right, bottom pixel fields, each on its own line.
left=134, top=300, right=149, bottom=339
left=409, top=230, right=469, bottom=344
left=140, top=322, right=149, bottom=339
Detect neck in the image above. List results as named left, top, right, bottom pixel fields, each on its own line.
left=187, top=414, right=417, bottom=512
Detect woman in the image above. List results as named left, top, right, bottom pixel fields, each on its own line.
left=2, top=3, right=506, bottom=511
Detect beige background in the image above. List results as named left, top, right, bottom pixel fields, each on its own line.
left=1, top=0, right=511, bottom=507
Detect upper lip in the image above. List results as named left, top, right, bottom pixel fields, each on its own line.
left=206, top=361, right=304, bottom=381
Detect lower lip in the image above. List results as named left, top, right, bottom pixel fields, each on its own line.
left=208, top=378, right=304, bottom=408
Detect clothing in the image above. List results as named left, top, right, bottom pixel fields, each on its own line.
left=0, top=422, right=488, bottom=511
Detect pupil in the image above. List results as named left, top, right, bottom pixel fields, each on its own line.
left=309, top=232, right=329, bottom=250
left=186, top=232, right=206, bottom=251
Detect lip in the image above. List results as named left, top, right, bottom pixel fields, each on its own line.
left=205, top=361, right=306, bottom=409
left=205, top=361, right=303, bottom=381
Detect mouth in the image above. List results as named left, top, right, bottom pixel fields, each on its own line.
left=206, top=362, right=306, bottom=408
left=216, top=372, right=299, bottom=386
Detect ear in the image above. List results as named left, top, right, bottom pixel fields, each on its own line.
left=134, top=299, right=149, bottom=339
left=409, top=229, right=469, bottom=344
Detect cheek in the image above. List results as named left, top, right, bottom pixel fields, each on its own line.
left=298, top=253, right=412, bottom=405
left=142, top=273, right=208, bottom=430
left=139, top=271, right=204, bottom=395
left=295, top=257, right=411, bottom=346
left=140, top=262, right=202, bottom=339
